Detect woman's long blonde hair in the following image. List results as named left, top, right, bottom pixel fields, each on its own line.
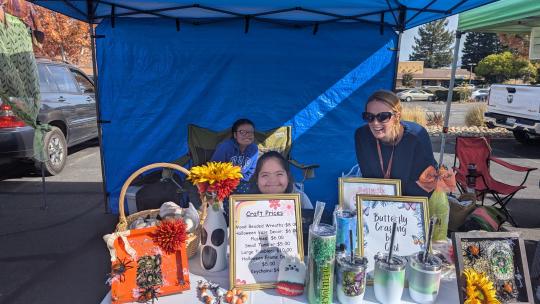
left=365, top=90, right=403, bottom=143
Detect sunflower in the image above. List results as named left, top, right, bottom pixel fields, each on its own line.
left=188, top=162, right=243, bottom=201
left=463, top=268, right=500, bottom=304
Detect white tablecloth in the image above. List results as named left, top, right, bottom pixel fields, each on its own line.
left=101, top=255, right=459, bottom=304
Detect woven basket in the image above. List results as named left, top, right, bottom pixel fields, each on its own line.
left=115, top=162, right=204, bottom=259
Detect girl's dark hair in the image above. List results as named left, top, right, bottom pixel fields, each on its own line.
left=231, top=118, right=255, bottom=136
left=250, top=151, right=294, bottom=193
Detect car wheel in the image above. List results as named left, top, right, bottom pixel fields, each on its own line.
left=428, top=96, right=434, bottom=102
left=35, top=126, right=67, bottom=175
left=405, top=96, right=412, bottom=102
left=512, top=130, right=534, bottom=145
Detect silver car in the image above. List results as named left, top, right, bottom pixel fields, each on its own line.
left=397, top=89, right=435, bottom=102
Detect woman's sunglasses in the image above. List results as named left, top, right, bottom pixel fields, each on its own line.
left=362, top=111, right=394, bottom=123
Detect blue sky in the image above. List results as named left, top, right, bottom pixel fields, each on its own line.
left=399, top=15, right=465, bottom=66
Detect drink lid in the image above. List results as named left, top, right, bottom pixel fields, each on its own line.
left=310, top=223, right=336, bottom=237
left=335, top=210, right=357, bottom=218
left=374, top=253, right=405, bottom=271
left=410, top=252, right=442, bottom=271
left=337, top=254, right=368, bottom=268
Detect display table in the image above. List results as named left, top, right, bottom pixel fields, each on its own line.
left=100, top=254, right=459, bottom=304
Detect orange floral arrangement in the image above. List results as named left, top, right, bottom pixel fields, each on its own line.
left=152, top=219, right=187, bottom=254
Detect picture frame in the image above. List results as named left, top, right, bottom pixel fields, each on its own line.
left=229, top=194, right=304, bottom=290
left=356, top=195, right=428, bottom=281
left=452, top=231, right=534, bottom=303
left=339, top=177, right=401, bottom=210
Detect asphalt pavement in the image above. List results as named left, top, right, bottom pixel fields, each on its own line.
left=0, top=133, right=538, bottom=304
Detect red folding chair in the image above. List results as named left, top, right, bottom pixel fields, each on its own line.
left=453, top=136, right=537, bottom=227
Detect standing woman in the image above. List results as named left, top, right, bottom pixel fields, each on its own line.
left=354, top=90, right=436, bottom=197
left=211, top=118, right=259, bottom=194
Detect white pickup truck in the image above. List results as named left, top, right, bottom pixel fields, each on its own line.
left=484, top=84, right=540, bottom=144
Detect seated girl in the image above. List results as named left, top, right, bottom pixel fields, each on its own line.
left=211, top=118, right=259, bottom=194
left=249, top=151, right=313, bottom=209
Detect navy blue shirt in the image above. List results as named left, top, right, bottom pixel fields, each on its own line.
left=211, top=138, right=258, bottom=183
left=354, top=121, right=436, bottom=197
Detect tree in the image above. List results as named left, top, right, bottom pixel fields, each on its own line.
left=402, top=72, right=414, bottom=87
left=409, top=19, right=454, bottom=68
left=498, top=33, right=530, bottom=57
left=475, top=52, right=537, bottom=84
left=461, top=32, right=502, bottom=69
left=3, top=0, right=91, bottom=65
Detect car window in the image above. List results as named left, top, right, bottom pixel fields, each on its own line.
left=37, top=64, right=58, bottom=92
left=71, top=70, right=94, bottom=94
left=47, top=65, right=79, bottom=93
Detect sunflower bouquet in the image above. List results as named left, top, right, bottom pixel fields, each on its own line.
left=187, top=161, right=243, bottom=207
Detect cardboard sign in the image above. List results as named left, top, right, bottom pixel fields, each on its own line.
left=229, top=194, right=303, bottom=290
left=339, top=177, right=401, bottom=210
left=356, top=195, right=428, bottom=279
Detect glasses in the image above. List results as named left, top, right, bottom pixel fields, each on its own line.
left=362, top=111, right=394, bottom=123
left=236, top=130, right=254, bottom=136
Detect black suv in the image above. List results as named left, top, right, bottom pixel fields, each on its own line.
left=0, top=58, right=98, bottom=175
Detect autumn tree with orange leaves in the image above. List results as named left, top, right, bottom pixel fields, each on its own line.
left=3, top=0, right=91, bottom=65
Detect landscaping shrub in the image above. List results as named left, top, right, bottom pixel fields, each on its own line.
left=402, top=106, right=427, bottom=127
left=465, top=104, right=487, bottom=127
left=427, top=112, right=444, bottom=126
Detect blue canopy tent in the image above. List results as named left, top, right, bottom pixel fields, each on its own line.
left=30, top=0, right=500, bottom=214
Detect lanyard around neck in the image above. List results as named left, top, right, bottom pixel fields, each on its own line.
left=376, top=139, right=395, bottom=179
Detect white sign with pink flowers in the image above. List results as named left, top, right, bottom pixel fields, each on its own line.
left=339, top=177, right=401, bottom=210
left=229, top=193, right=304, bottom=290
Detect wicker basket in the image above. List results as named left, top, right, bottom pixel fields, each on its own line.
left=115, top=162, right=204, bottom=259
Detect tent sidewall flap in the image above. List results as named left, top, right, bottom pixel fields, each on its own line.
left=95, top=18, right=398, bottom=213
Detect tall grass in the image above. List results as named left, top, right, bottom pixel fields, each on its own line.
left=401, top=106, right=427, bottom=127
left=465, top=104, right=487, bottom=127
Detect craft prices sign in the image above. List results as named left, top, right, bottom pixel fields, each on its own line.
left=356, top=195, right=429, bottom=278
left=229, top=194, right=303, bottom=290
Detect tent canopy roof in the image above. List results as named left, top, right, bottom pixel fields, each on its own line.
left=458, top=0, right=540, bottom=33
left=31, top=0, right=499, bottom=31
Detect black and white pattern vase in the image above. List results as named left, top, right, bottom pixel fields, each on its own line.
left=200, top=201, right=227, bottom=272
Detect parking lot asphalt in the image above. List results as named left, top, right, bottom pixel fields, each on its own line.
left=0, top=134, right=538, bottom=304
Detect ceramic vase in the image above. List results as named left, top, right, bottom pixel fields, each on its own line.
left=200, top=198, right=228, bottom=272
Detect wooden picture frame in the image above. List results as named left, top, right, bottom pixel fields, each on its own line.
left=452, top=232, right=534, bottom=303
left=356, top=195, right=428, bottom=282
left=229, top=194, right=304, bottom=290
left=339, top=177, right=401, bottom=210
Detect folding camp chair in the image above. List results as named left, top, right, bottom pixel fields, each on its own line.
left=172, top=124, right=319, bottom=206
left=453, top=136, right=537, bottom=227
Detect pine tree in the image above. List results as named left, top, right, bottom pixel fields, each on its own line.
left=409, top=19, right=454, bottom=68
left=461, top=32, right=502, bottom=69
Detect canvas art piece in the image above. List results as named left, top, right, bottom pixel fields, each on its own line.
left=453, top=232, right=534, bottom=304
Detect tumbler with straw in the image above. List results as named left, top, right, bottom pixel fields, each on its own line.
left=373, top=222, right=406, bottom=304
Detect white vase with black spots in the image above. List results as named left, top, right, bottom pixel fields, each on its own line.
left=200, top=201, right=227, bottom=272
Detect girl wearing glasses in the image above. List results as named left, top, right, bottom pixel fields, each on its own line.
left=354, top=90, right=436, bottom=196
left=211, top=118, right=259, bottom=193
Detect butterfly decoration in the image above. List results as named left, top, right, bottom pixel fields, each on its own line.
left=412, top=235, right=424, bottom=246
left=398, top=202, right=417, bottom=211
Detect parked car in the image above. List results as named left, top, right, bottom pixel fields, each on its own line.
left=396, top=89, right=435, bottom=102
left=484, top=84, right=540, bottom=144
left=421, top=85, right=447, bottom=92
left=471, top=88, right=489, bottom=101
left=0, top=58, right=98, bottom=175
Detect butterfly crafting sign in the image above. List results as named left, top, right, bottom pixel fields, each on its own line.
left=356, top=195, right=429, bottom=280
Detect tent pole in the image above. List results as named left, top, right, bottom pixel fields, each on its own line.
left=40, top=162, right=48, bottom=210
left=87, top=0, right=110, bottom=213
left=392, top=30, right=403, bottom=91
left=438, top=30, right=462, bottom=166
